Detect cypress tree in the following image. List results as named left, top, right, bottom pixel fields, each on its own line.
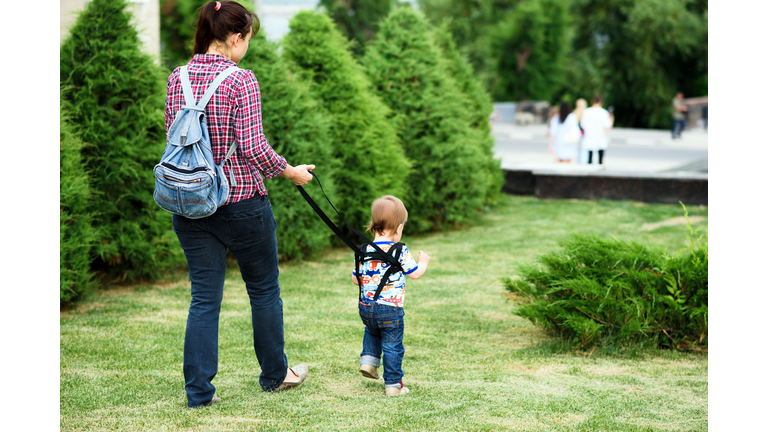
left=60, top=0, right=182, bottom=281
left=433, top=21, right=503, bottom=206
left=318, top=0, right=396, bottom=56
left=60, top=90, right=98, bottom=303
left=282, top=11, right=410, bottom=234
left=159, top=0, right=208, bottom=69
left=238, top=32, right=337, bottom=260
left=363, top=8, right=492, bottom=232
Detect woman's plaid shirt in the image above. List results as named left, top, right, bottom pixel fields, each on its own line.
left=165, top=54, right=286, bottom=205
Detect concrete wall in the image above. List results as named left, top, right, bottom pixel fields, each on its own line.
left=60, top=0, right=160, bottom=62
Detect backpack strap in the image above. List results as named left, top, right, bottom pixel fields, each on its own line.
left=178, top=65, right=240, bottom=110
left=179, top=65, right=241, bottom=182
left=196, top=65, right=240, bottom=109
left=179, top=65, right=196, bottom=108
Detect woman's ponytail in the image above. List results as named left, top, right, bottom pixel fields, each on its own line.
left=193, top=1, right=259, bottom=55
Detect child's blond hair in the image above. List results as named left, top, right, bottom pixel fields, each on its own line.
left=365, top=195, right=408, bottom=236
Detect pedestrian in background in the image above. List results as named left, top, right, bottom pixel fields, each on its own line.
left=672, top=91, right=688, bottom=139
left=573, top=98, right=588, bottom=163
left=580, top=94, right=614, bottom=165
left=549, top=101, right=579, bottom=163
left=546, top=105, right=559, bottom=159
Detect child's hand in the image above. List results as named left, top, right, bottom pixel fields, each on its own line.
left=418, top=250, right=430, bottom=264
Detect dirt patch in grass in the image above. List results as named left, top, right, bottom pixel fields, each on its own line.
left=641, top=216, right=706, bottom=231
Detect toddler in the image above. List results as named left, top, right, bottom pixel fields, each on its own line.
left=351, top=195, right=429, bottom=396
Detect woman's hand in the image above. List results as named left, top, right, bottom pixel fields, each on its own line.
left=280, top=164, right=316, bottom=186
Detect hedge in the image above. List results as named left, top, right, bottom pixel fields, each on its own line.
left=60, top=89, right=98, bottom=303
left=60, top=0, right=183, bottom=282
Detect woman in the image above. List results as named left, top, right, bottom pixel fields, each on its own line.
left=548, top=101, right=580, bottom=163
left=164, top=1, right=313, bottom=408
left=573, top=98, right=588, bottom=163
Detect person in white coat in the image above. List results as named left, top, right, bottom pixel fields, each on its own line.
left=580, top=94, right=614, bottom=165
left=549, top=101, right=580, bottom=163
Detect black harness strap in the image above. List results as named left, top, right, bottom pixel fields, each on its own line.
left=296, top=172, right=404, bottom=302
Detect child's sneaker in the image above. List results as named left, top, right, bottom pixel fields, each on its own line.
left=359, top=364, right=379, bottom=379
left=385, top=382, right=409, bottom=396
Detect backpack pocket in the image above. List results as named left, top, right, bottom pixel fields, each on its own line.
left=154, top=166, right=217, bottom=219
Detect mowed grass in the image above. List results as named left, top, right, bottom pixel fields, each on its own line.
left=60, top=195, right=708, bottom=431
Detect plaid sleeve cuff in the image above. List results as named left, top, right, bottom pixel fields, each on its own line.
left=259, top=153, right=287, bottom=180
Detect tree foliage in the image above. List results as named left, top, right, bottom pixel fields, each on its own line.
left=60, top=0, right=183, bottom=282
left=568, top=0, right=708, bottom=128
left=238, top=32, right=337, bottom=260
left=417, top=0, right=516, bottom=94
left=433, top=22, right=503, bottom=205
left=60, top=89, right=98, bottom=303
left=503, top=207, right=708, bottom=351
left=420, top=0, right=708, bottom=128
left=487, top=0, right=570, bottom=102
left=363, top=8, right=495, bottom=232
left=159, top=0, right=208, bottom=70
left=319, top=0, right=397, bottom=56
left=282, top=10, right=410, bottom=233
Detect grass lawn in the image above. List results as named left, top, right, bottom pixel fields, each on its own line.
left=60, top=195, right=708, bottom=431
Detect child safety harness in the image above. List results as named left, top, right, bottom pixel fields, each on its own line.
left=296, top=173, right=404, bottom=303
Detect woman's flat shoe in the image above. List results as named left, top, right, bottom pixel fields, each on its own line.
left=274, top=364, right=308, bottom=392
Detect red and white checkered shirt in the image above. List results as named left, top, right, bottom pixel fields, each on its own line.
left=165, top=54, right=287, bottom=204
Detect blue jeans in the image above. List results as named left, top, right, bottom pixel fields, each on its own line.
left=173, top=195, right=288, bottom=407
left=672, top=119, right=686, bottom=138
left=358, top=300, right=405, bottom=386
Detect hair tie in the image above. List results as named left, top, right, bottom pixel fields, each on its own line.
left=215, top=2, right=221, bottom=10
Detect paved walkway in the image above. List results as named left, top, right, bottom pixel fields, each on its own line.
left=491, top=122, right=708, bottom=176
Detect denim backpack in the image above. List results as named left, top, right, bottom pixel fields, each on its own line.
left=154, top=65, right=240, bottom=219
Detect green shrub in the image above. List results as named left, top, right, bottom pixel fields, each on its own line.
left=60, top=89, right=98, bottom=303
left=159, top=0, right=208, bottom=69
left=432, top=21, right=503, bottom=206
left=282, top=10, right=410, bottom=233
left=503, top=205, right=708, bottom=351
left=238, top=32, right=337, bottom=260
left=60, top=0, right=183, bottom=282
left=362, top=8, right=493, bottom=232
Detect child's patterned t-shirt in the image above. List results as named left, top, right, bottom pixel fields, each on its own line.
left=352, top=241, right=418, bottom=307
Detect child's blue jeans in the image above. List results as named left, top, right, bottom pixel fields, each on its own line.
left=358, top=299, right=405, bottom=386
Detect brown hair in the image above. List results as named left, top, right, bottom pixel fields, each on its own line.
left=591, top=94, right=603, bottom=105
left=365, top=196, right=408, bottom=236
left=193, top=1, right=260, bottom=55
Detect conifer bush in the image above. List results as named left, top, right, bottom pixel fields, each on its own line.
left=159, top=0, right=208, bottom=69
left=318, top=0, right=396, bottom=56
left=503, top=207, right=708, bottom=351
left=60, top=90, right=98, bottom=303
left=362, top=8, right=495, bottom=232
left=282, top=11, right=410, bottom=233
left=432, top=21, right=503, bottom=206
left=238, top=33, right=337, bottom=260
left=60, top=0, right=183, bottom=281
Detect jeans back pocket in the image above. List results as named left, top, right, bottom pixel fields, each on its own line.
left=222, top=209, right=265, bottom=248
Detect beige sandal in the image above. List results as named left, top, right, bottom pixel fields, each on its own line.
left=274, top=364, right=308, bottom=392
